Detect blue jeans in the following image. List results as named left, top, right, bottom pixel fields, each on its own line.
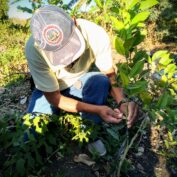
left=27, top=72, right=111, bottom=124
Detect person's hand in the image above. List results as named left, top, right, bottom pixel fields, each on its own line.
left=98, top=106, right=123, bottom=124
left=120, top=102, right=138, bottom=128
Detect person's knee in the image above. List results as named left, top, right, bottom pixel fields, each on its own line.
left=83, top=74, right=111, bottom=92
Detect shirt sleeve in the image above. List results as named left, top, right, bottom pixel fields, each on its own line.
left=94, top=31, right=113, bottom=72
left=77, top=19, right=113, bottom=72
left=25, top=37, right=59, bottom=92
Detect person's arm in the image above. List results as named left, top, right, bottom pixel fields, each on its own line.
left=44, top=90, right=123, bottom=124
left=104, top=68, right=138, bottom=128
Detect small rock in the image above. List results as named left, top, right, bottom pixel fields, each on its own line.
left=135, top=147, right=145, bottom=156
left=74, top=154, right=95, bottom=166
left=138, top=147, right=145, bottom=153
left=0, top=87, right=5, bottom=94
left=20, top=96, right=27, bottom=104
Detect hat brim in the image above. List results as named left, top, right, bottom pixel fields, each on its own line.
left=41, top=27, right=86, bottom=68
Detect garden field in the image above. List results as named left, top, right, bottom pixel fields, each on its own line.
left=0, top=0, right=177, bottom=177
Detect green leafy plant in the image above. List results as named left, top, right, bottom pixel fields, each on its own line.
left=109, top=0, right=176, bottom=176
left=0, top=112, right=97, bottom=177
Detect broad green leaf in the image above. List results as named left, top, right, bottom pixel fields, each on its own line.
left=137, top=23, right=146, bottom=28
left=94, top=0, right=103, bottom=9
left=152, top=50, right=168, bottom=61
left=114, top=36, right=125, bottom=56
left=133, top=32, right=145, bottom=46
left=120, top=71, right=129, bottom=86
left=127, top=0, right=139, bottom=9
left=124, top=37, right=135, bottom=50
left=111, top=16, right=124, bottom=30
left=119, top=29, right=127, bottom=40
left=128, top=80, right=147, bottom=94
left=157, top=92, right=170, bottom=109
left=16, top=158, right=25, bottom=176
left=129, top=60, right=145, bottom=78
left=140, top=0, right=159, bottom=10
left=110, top=7, right=119, bottom=14
left=148, top=110, right=157, bottom=121
left=161, top=75, right=167, bottom=83
left=106, top=128, right=119, bottom=140
left=133, top=51, right=148, bottom=63
left=140, top=92, right=152, bottom=104
left=164, top=64, right=176, bottom=74
left=159, top=54, right=173, bottom=66
left=122, top=11, right=131, bottom=23
left=131, top=11, right=150, bottom=25
left=118, top=63, right=130, bottom=75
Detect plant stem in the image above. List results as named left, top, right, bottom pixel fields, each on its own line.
left=116, top=116, right=149, bottom=177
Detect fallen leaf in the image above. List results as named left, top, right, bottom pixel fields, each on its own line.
left=20, top=96, right=27, bottom=104
left=138, top=147, right=144, bottom=153
left=74, top=154, right=95, bottom=166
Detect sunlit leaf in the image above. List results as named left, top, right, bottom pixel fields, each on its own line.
left=159, top=54, right=173, bottom=66
left=140, top=0, right=159, bottom=10
left=127, top=0, right=139, bottom=9
left=152, top=50, right=168, bottom=62
left=94, top=0, right=103, bottom=8
left=164, top=64, right=176, bottom=74
left=131, top=11, right=150, bottom=25
left=114, top=36, right=125, bottom=56
left=172, top=83, right=177, bottom=91
left=110, top=16, right=124, bottom=30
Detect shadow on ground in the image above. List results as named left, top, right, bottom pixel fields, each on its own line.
left=156, top=0, right=177, bottom=43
